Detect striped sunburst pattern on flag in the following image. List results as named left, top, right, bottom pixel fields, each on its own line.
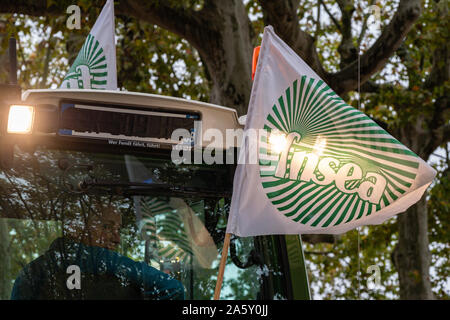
left=61, top=34, right=108, bottom=89
left=140, top=197, right=192, bottom=263
left=259, top=76, right=420, bottom=228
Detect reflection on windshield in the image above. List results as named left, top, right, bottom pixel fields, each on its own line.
left=10, top=198, right=185, bottom=300
left=124, top=154, right=218, bottom=270
left=0, top=146, right=264, bottom=300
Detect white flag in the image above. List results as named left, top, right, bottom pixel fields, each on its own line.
left=226, top=26, right=436, bottom=236
left=61, top=0, right=117, bottom=90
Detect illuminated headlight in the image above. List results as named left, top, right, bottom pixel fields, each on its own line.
left=7, top=105, right=35, bottom=134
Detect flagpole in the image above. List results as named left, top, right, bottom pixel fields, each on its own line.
left=213, top=45, right=260, bottom=300
left=213, top=232, right=231, bottom=300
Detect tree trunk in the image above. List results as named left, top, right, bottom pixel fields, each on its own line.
left=392, top=118, right=435, bottom=299
left=194, top=1, right=254, bottom=116
left=0, top=219, right=11, bottom=299
left=392, top=194, right=434, bottom=299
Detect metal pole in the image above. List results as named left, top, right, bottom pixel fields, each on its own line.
left=8, top=38, right=17, bottom=85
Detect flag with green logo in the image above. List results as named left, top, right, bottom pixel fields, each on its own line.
left=61, top=0, right=117, bottom=90
left=227, top=26, right=436, bottom=236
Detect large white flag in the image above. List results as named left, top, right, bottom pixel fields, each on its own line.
left=61, top=0, right=117, bottom=90
left=226, top=26, right=436, bottom=236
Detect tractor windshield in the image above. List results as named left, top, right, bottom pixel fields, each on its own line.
left=0, top=145, right=290, bottom=300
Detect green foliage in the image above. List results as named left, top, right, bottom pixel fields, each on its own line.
left=0, top=0, right=448, bottom=300
left=116, top=18, right=209, bottom=100
left=305, top=222, right=400, bottom=299
left=0, top=7, right=209, bottom=101
left=293, top=0, right=449, bottom=300
left=428, top=161, right=449, bottom=299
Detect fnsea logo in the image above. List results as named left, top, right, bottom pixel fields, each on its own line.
left=259, top=76, right=420, bottom=228
left=61, top=34, right=108, bottom=90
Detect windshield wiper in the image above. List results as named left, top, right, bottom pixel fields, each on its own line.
left=77, top=179, right=231, bottom=198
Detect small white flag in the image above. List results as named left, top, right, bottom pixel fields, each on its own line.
left=61, top=0, right=117, bottom=90
left=226, top=26, right=436, bottom=236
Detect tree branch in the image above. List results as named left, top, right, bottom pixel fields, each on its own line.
left=329, top=0, right=422, bottom=94
left=445, top=124, right=450, bottom=145
left=357, top=0, right=376, bottom=46
left=301, top=234, right=338, bottom=244
left=359, top=80, right=395, bottom=94
left=117, top=0, right=217, bottom=55
left=397, top=43, right=424, bottom=88
left=425, top=98, right=450, bottom=157
left=315, top=1, right=321, bottom=39
left=40, top=18, right=55, bottom=89
left=336, top=0, right=357, bottom=68
left=0, top=1, right=216, bottom=59
left=0, top=0, right=73, bottom=16
left=304, top=250, right=334, bottom=256
left=258, top=0, right=328, bottom=80
left=319, top=0, right=342, bottom=32
left=424, top=1, right=449, bottom=90
left=425, top=45, right=450, bottom=90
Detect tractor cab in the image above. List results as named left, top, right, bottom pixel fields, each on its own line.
left=0, top=80, right=309, bottom=300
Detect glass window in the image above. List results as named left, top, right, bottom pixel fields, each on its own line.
left=0, top=146, right=290, bottom=300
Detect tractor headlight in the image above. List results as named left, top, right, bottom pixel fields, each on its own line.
left=7, top=105, right=35, bottom=134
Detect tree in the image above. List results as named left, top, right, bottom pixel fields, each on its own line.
left=304, top=0, right=449, bottom=300
left=0, top=0, right=447, bottom=299
left=0, top=0, right=422, bottom=115
left=360, top=0, right=449, bottom=299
